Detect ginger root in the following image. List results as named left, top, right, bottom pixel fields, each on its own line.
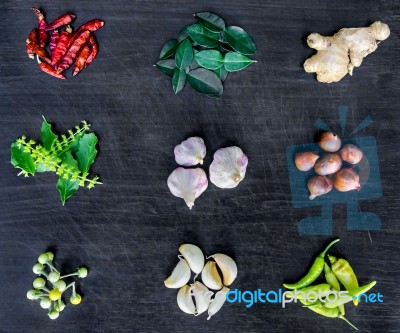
left=304, top=21, right=390, bottom=83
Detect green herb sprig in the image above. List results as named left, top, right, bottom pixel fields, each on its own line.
left=10, top=117, right=101, bottom=205
left=155, top=12, right=257, bottom=98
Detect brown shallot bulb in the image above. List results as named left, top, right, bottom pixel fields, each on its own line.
left=295, top=152, right=319, bottom=171
left=308, top=175, right=333, bottom=200
left=314, top=154, right=342, bottom=176
left=340, top=144, right=363, bottom=164
left=334, top=168, right=361, bottom=192
left=318, top=132, right=341, bottom=152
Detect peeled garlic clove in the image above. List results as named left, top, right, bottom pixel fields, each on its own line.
left=179, top=244, right=205, bottom=275
left=164, top=258, right=191, bottom=289
left=167, top=167, right=208, bottom=209
left=209, top=146, right=248, bottom=189
left=308, top=175, right=333, bottom=200
left=174, top=137, right=207, bottom=166
left=334, top=168, right=361, bottom=192
left=207, top=286, right=230, bottom=320
left=201, top=261, right=223, bottom=290
left=209, top=253, right=237, bottom=286
left=177, top=285, right=196, bottom=314
left=314, top=154, right=342, bottom=175
left=340, top=144, right=363, bottom=164
left=318, top=132, right=341, bottom=152
left=295, top=152, right=319, bottom=171
left=191, top=281, right=213, bottom=316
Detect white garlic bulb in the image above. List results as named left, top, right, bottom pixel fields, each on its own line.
left=209, top=147, right=248, bottom=189
left=167, top=167, right=208, bottom=209
left=174, top=137, right=206, bottom=166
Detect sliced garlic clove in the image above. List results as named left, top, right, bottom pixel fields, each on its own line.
left=177, top=285, right=196, bottom=314
left=174, top=137, right=207, bottom=166
left=191, top=281, right=213, bottom=316
left=209, top=253, right=237, bottom=286
left=209, top=146, right=248, bottom=189
left=201, top=261, right=223, bottom=290
left=179, top=244, right=205, bottom=275
left=164, top=258, right=191, bottom=289
left=167, top=167, right=208, bottom=209
left=207, top=286, right=230, bottom=320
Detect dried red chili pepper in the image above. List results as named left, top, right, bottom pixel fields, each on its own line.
left=45, top=13, right=76, bottom=31
left=51, top=26, right=73, bottom=66
left=49, top=30, right=59, bottom=54
left=57, top=30, right=90, bottom=73
left=75, top=19, right=104, bottom=36
left=26, top=29, right=38, bottom=59
left=31, top=7, right=47, bottom=47
left=85, top=34, right=99, bottom=68
left=37, top=57, right=66, bottom=80
left=72, top=44, right=92, bottom=76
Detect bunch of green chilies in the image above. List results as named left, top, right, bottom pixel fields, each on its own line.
left=26, top=8, right=104, bottom=79
left=283, top=239, right=376, bottom=330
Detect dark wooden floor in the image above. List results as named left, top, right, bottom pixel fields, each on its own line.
left=0, top=0, right=399, bottom=332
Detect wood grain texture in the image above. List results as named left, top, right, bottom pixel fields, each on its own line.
left=0, top=0, right=399, bottom=332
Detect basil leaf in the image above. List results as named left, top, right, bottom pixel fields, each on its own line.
left=155, top=59, right=176, bottom=78
left=195, top=12, right=225, bottom=32
left=195, top=50, right=224, bottom=70
left=175, top=39, right=193, bottom=70
left=76, top=133, right=98, bottom=173
left=186, top=24, right=220, bottom=48
left=213, top=66, right=229, bottom=82
left=10, top=141, right=36, bottom=175
left=172, top=68, right=187, bottom=94
left=223, top=26, right=256, bottom=55
left=187, top=68, right=223, bottom=98
left=224, top=52, right=256, bottom=71
left=159, top=39, right=179, bottom=59
left=40, top=118, right=58, bottom=150
left=56, top=152, right=80, bottom=205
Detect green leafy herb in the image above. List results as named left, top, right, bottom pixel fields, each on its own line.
left=223, top=26, right=257, bottom=55
left=186, top=24, right=220, bottom=48
left=10, top=117, right=101, bottom=205
left=159, top=39, right=179, bottom=59
left=195, top=50, right=224, bottom=70
left=173, top=68, right=187, bottom=94
left=195, top=12, right=225, bottom=32
left=155, top=59, right=176, bottom=78
left=224, top=52, right=256, bottom=71
left=175, top=39, right=194, bottom=70
left=178, top=25, right=190, bottom=42
left=213, top=66, right=229, bottom=82
left=187, top=68, right=223, bottom=98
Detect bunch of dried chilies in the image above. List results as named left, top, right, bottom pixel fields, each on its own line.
left=26, top=8, right=104, bottom=79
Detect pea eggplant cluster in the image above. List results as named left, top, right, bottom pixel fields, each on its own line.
left=283, top=239, right=377, bottom=330
left=26, top=8, right=104, bottom=79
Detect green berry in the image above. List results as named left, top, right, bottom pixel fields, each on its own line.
left=38, top=253, right=49, bottom=264
left=40, top=298, right=52, bottom=309
left=48, top=310, right=59, bottom=320
left=70, top=293, right=82, bottom=305
left=27, top=289, right=40, bottom=300
left=45, top=252, right=54, bottom=262
left=33, top=277, right=46, bottom=289
left=54, top=300, right=66, bottom=312
left=49, top=288, right=61, bottom=301
left=32, top=263, right=44, bottom=274
left=78, top=267, right=88, bottom=278
left=48, top=271, right=60, bottom=283
left=54, top=280, right=66, bottom=292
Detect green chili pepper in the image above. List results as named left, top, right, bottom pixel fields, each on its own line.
left=324, top=281, right=376, bottom=308
left=328, top=255, right=359, bottom=305
left=283, top=239, right=340, bottom=290
left=285, top=283, right=331, bottom=300
left=324, top=263, right=345, bottom=314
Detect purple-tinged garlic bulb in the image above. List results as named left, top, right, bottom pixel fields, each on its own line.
left=308, top=175, right=333, bottom=200
left=314, top=154, right=342, bottom=176
left=318, top=132, right=341, bottom=152
left=209, top=147, right=248, bottom=189
left=174, top=137, right=207, bottom=166
left=340, top=144, right=363, bottom=164
left=167, top=167, right=208, bottom=209
left=334, top=168, right=361, bottom=192
left=295, top=152, right=319, bottom=171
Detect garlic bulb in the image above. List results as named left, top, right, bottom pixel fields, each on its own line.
left=164, top=258, right=191, bottom=289
left=340, top=144, right=363, bottom=164
left=334, top=168, right=361, bottom=192
left=179, top=244, right=205, bottom=275
left=318, top=132, right=341, bottom=152
left=174, top=137, right=207, bottom=166
left=308, top=175, right=333, bottom=200
left=295, top=152, right=319, bottom=171
left=201, top=261, right=223, bottom=290
left=208, top=254, right=237, bottom=286
left=314, top=154, right=342, bottom=176
left=191, top=281, right=213, bottom=316
left=177, top=285, right=196, bottom=314
left=209, top=146, right=248, bottom=189
left=167, top=167, right=208, bottom=209
left=207, top=287, right=230, bottom=320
